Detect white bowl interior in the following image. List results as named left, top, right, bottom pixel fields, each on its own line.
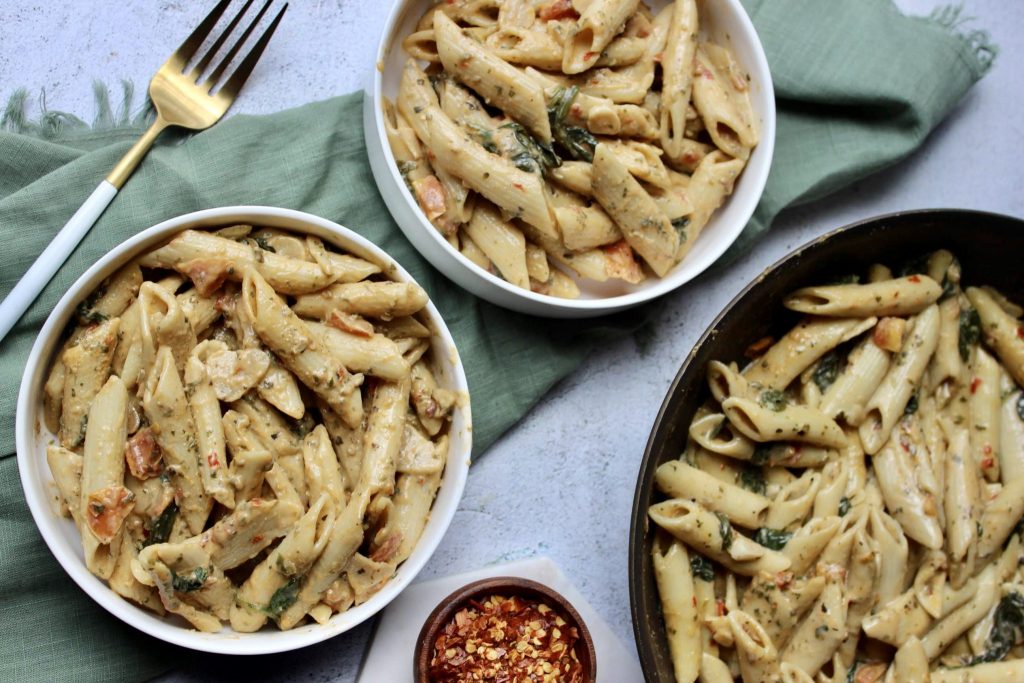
left=366, top=0, right=775, bottom=317
left=15, top=206, right=472, bottom=654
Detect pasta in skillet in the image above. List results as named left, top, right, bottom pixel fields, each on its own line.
left=44, top=225, right=458, bottom=632
left=387, top=0, right=760, bottom=297
left=648, top=250, right=1024, bottom=681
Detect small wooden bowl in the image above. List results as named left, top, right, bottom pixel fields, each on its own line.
left=414, top=576, right=597, bottom=682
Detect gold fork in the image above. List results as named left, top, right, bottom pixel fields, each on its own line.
left=0, top=0, right=287, bottom=342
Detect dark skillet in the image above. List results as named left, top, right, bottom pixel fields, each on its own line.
left=629, top=209, right=1024, bottom=681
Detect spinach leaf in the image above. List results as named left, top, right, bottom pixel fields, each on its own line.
left=171, top=566, right=208, bottom=593
left=751, top=444, right=773, bottom=465
left=904, top=392, right=919, bottom=415
left=144, top=502, right=178, bottom=547
left=753, top=527, right=792, bottom=550
left=938, top=256, right=961, bottom=301
left=467, top=123, right=499, bottom=154
left=671, top=217, right=690, bottom=243
left=75, top=286, right=108, bottom=324
left=266, top=577, right=301, bottom=619
left=959, top=306, right=981, bottom=361
left=898, top=254, right=930, bottom=277
left=547, top=86, right=597, bottom=162
left=253, top=236, right=276, bottom=253
left=715, top=512, right=733, bottom=552
left=838, top=496, right=851, bottom=517
left=759, top=389, right=787, bottom=412
left=813, top=351, right=843, bottom=393
left=739, top=465, right=766, bottom=495
left=500, top=122, right=560, bottom=173
left=689, top=554, right=715, bottom=582
left=966, top=592, right=1024, bottom=665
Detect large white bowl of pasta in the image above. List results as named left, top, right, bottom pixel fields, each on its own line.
left=16, top=206, right=471, bottom=654
left=365, top=0, right=775, bottom=317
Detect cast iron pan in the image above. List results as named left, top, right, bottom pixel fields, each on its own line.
left=628, top=209, right=1024, bottom=681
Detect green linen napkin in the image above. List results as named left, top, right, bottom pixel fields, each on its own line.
left=0, top=1, right=994, bottom=681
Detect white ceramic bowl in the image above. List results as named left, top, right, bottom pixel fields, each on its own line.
left=16, top=206, right=472, bottom=654
left=364, top=0, right=775, bottom=318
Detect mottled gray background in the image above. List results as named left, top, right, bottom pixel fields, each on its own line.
left=2, top=0, right=1022, bottom=680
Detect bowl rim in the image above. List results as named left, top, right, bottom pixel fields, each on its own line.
left=626, top=207, right=1024, bottom=677
left=367, top=0, right=776, bottom=315
left=15, top=205, right=472, bottom=655
left=412, top=575, right=597, bottom=682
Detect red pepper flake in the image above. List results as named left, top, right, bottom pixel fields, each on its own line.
left=583, top=51, right=597, bottom=61
left=207, top=451, right=220, bottom=469
left=430, top=594, right=584, bottom=682
left=715, top=599, right=727, bottom=616
left=251, top=534, right=264, bottom=544
left=512, top=182, right=525, bottom=191
left=971, top=377, right=983, bottom=394
left=981, top=455, right=994, bottom=470
left=908, top=275, right=921, bottom=283
left=691, top=596, right=698, bottom=607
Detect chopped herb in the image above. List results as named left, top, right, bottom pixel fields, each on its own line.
left=252, top=236, right=277, bottom=253
left=813, top=351, right=843, bottom=392
left=904, top=392, right=919, bottom=415
left=144, top=502, right=178, bottom=547
left=759, top=389, right=787, bottom=412
left=753, top=527, right=792, bottom=550
left=689, top=554, right=715, bottom=582
left=815, top=624, right=829, bottom=639
left=965, top=592, right=1024, bottom=665
left=959, top=306, right=981, bottom=361
left=739, top=465, right=766, bottom=495
left=171, top=566, right=208, bottom=592
left=978, top=520, right=985, bottom=539
left=838, top=496, right=851, bottom=517
left=546, top=86, right=597, bottom=162
left=1016, top=393, right=1024, bottom=422
left=715, top=512, right=733, bottom=552
left=265, top=577, right=301, bottom=619
left=671, top=217, right=690, bottom=242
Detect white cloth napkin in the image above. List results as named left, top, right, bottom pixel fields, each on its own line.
left=356, top=556, right=643, bottom=682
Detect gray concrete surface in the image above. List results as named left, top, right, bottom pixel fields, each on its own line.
left=2, top=0, right=1022, bottom=680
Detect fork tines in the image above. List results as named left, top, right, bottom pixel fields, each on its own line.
left=170, top=0, right=288, bottom=96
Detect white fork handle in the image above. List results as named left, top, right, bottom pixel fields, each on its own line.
left=0, top=180, right=118, bottom=342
